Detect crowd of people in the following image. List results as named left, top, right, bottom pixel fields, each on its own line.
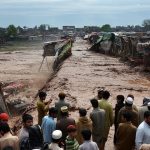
left=0, top=90, right=150, bottom=150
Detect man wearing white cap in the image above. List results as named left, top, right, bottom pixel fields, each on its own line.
left=49, top=130, right=63, bottom=150
left=138, top=102, right=150, bottom=124
left=117, top=97, right=139, bottom=127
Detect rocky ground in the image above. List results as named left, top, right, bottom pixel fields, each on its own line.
left=0, top=38, right=150, bottom=149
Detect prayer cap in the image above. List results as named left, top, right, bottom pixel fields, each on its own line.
left=125, top=97, right=133, bottom=104
left=61, top=106, right=68, bottom=113
left=52, top=130, right=62, bottom=140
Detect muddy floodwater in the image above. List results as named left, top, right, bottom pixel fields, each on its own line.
left=45, top=38, right=150, bottom=149
left=0, top=38, right=150, bottom=149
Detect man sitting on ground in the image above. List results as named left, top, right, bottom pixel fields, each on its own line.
left=79, top=129, right=99, bottom=150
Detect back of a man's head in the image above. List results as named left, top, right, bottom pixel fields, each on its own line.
left=102, top=90, right=110, bottom=100
left=144, top=111, right=150, bottom=119
left=90, top=99, right=98, bottom=108
left=0, top=122, right=10, bottom=134
left=117, top=95, right=125, bottom=103
left=122, top=112, right=132, bottom=122
left=127, top=94, right=134, bottom=100
left=79, top=108, right=87, bottom=117
left=22, top=114, right=33, bottom=123
left=49, top=107, right=58, bottom=116
left=81, top=129, right=91, bottom=141
left=39, top=91, right=47, bottom=100
left=58, top=92, right=66, bottom=100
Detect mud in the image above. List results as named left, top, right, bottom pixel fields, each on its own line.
left=1, top=38, right=150, bottom=149
left=44, top=38, right=150, bottom=149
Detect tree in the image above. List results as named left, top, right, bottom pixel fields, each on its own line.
left=142, top=19, right=150, bottom=31
left=7, top=25, right=17, bottom=37
left=101, top=24, right=111, bottom=32
left=39, top=24, right=46, bottom=40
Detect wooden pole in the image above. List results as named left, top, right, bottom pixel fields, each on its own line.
left=38, top=57, right=45, bottom=72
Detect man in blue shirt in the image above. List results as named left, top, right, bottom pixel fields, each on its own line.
left=41, top=107, right=58, bottom=144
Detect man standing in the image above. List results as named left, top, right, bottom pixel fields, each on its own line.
left=114, top=95, right=125, bottom=144
left=56, top=106, right=75, bottom=143
left=0, top=122, right=19, bottom=150
left=118, top=97, right=139, bottom=127
left=76, top=108, right=92, bottom=144
left=65, top=125, right=79, bottom=150
left=138, top=102, right=150, bottom=124
left=135, top=111, right=150, bottom=150
left=90, top=99, right=105, bottom=150
left=49, top=130, right=63, bottom=150
left=116, top=112, right=137, bottom=150
left=98, top=90, right=113, bottom=149
left=127, top=94, right=138, bottom=112
left=37, top=91, right=50, bottom=126
left=79, top=129, right=99, bottom=150
left=55, top=92, right=70, bottom=120
left=41, top=107, right=58, bottom=144
left=19, top=114, right=33, bottom=143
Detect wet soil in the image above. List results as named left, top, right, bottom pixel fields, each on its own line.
left=44, top=38, right=150, bottom=150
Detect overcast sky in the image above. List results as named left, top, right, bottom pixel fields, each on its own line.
left=0, top=0, right=150, bottom=28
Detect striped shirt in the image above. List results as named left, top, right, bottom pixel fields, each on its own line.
left=66, top=136, right=79, bottom=150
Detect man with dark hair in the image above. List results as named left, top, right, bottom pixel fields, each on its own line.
left=127, top=94, right=138, bottom=112
left=79, top=129, right=99, bottom=150
left=56, top=106, right=75, bottom=143
left=0, top=122, right=19, bottom=150
left=19, top=114, right=33, bottom=143
left=114, top=95, right=125, bottom=144
left=37, top=91, right=50, bottom=125
left=116, top=112, right=137, bottom=150
left=98, top=90, right=113, bottom=149
left=55, top=92, right=70, bottom=120
left=95, top=89, right=104, bottom=100
left=118, top=97, right=139, bottom=127
left=136, top=111, right=150, bottom=150
left=90, top=99, right=105, bottom=150
left=76, top=108, right=92, bottom=144
left=138, top=102, right=150, bottom=124
left=41, top=107, right=58, bottom=144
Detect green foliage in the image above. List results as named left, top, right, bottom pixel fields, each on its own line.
left=7, top=25, right=17, bottom=37
left=39, top=24, right=46, bottom=33
left=101, top=24, right=111, bottom=32
left=142, top=19, right=150, bottom=27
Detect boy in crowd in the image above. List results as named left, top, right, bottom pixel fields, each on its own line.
left=19, top=114, right=33, bottom=143
left=65, top=125, right=79, bottom=150
left=79, top=129, right=99, bottom=150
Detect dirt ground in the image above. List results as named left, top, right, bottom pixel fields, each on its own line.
left=0, top=38, right=150, bottom=149
left=44, top=37, right=150, bottom=150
